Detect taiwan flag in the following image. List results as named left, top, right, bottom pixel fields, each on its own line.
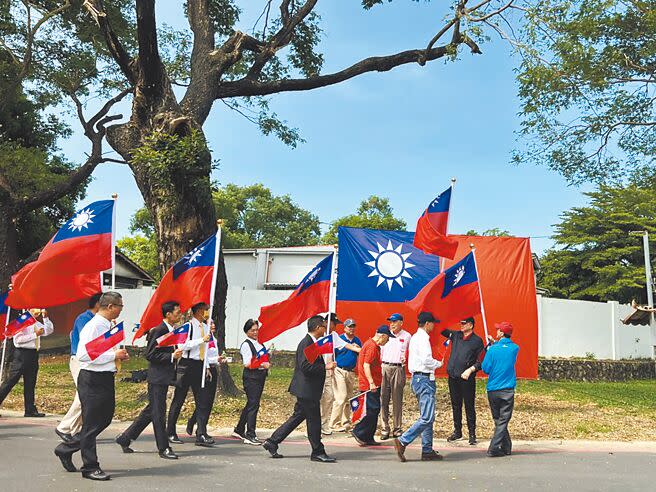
left=407, top=252, right=482, bottom=330
left=350, top=392, right=368, bottom=424
left=5, top=311, right=37, bottom=337
left=86, top=322, right=125, bottom=361
left=157, top=323, right=191, bottom=347
left=336, top=227, right=440, bottom=345
left=135, top=232, right=220, bottom=340
left=304, top=332, right=348, bottom=363
left=414, top=186, right=459, bottom=259
left=250, top=346, right=270, bottom=369
left=7, top=199, right=114, bottom=308
left=258, top=253, right=334, bottom=344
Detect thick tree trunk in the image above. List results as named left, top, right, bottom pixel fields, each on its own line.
left=0, top=203, right=19, bottom=291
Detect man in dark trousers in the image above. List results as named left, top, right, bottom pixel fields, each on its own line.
left=482, top=321, right=519, bottom=458
left=262, top=315, right=337, bottom=463
left=54, top=292, right=129, bottom=481
left=115, top=301, right=183, bottom=459
left=442, top=316, right=485, bottom=445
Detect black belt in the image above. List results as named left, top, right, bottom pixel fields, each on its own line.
left=338, top=366, right=355, bottom=372
left=383, top=362, right=403, bottom=367
left=412, top=372, right=431, bottom=376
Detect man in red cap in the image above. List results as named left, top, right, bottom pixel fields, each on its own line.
left=481, top=321, right=519, bottom=458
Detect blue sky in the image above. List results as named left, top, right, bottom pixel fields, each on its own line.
left=59, top=1, right=592, bottom=255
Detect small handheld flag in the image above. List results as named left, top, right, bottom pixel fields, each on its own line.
left=350, top=391, right=368, bottom=424
left=5, top=311, right=37, bottom=337
left=250, top=346, right=270, bottom=369
left=157, top=323, right=191, bottom=347
left=304, top=332, right=348, bottom=363
left=85, top=322, right=125, bottom=361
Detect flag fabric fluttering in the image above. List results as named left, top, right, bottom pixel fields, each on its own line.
left=406, top=252, right=482, bottom=329
left=350, top=391, right=368, bottom=424
left=250, top=346, right=270, bottom=369
left=303, top=332, right=348, bottom=364
left=156, top=323, right=191, bottom=347
left=5, top=311, right=37, bottom=338
left=7, top=199, right=115, bottom=308
left=258, top=253, right=334, bottom=344
left=85, top=322, right=125, bottom=361
left=135, top=233, right=219, bottom=340
left=413, top=186, right=459, bottom=259
left=0, top=292, right=8, bottom=339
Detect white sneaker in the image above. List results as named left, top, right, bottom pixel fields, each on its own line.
left=321, top=429, right=333, bottom=436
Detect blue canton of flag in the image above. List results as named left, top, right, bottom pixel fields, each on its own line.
left=427, top=186, right=451, bottom=214
left=441, top=252, right=479, bottom=299
left=296, top=253, right=333, bottom=295
left=51, top=199, right=114, bottom=243
left=172, top=234, right=217, bottom=280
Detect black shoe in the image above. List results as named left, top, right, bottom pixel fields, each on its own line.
left=503, top=448, right=512, bottom=456
left=186, top=421, right=194, bottom=436
left=115, top=434, right=134, bottom=453
left=380, top=432, right=390, bottom=440
left=310, top=453, right=337, bottom=463
left=469, top=435, right=478, bottom=445
left=82, top=469, right=111, bottom=481
left=447, top=431, right=463, bottom=442
left=263, top=440, right=283, bottom=459
left=168, top=434, right=183, bottom=444
left=232, top=430, right=245, bottom=440
left=24, top=411, right=45, bottom=417
left=351, top=433, right=367, bottom=447
left=55, top=429, right=73, bottom=443
left=54, top=450, right=77, bottom=472
left=393, top=438, right=407, bottom=463
left=487, top=449, right=506, bottom=458
left=159, top=447, right=178, bottom=460
left=195, top=434, right=215, bottom=447
left=421, top=450, right=444, bottom=461
left=243, top=434, right=262, bottom=446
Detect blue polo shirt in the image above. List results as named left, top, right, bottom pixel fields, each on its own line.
left=482, top=337, right=519, bottom=392
left=71, top=309, right=94, bottom=356
left=335, top=334, right=362, bottom=370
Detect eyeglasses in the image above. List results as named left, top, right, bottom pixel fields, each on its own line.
left=112, top=304, right=124, bottom=308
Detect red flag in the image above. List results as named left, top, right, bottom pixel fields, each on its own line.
left=350, top=391, right=368, bottom=423
left=407, top=252, right=482, bottom=329
left=7, top=199, right=114, bottom=309
left=258, top=254, right=333, bottom=343
left=5, top=311, right=37, bottom=337
left=0, top=291, right=8, bottom=337
left=414, top=187, right=459, bottom=259
left=135, top=234, right=219, bottom=340
left=85, top=322, right=125, bottom=361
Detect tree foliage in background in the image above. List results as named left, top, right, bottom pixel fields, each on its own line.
left=465, top=228, right=512, bottom=236
left=322, top=196, right=406, bottom=244
left=516, top=0, right=656, bottom=184
left=539, top=178, right=656, bottom=303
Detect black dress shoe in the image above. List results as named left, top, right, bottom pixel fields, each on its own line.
left=24, top=411, right=45, bottom=417
left=421, top=450, right=444, bottom=461
left=168, top=434, right=183, bottom=444
left=115, top=435, right=134, bottom=453
left=55, top=429, right=73, bottom=443
left=310, top=453, right=337, bottom=463
left=487, top=449, right=506, bottom=458
left=159, top=447, right=178, bottom=460
left=447, top=431, right=463, bottom=442
left=54, top=450, right=77, bottom=472
left=195, top=434, right=215, bottom=447
left=469, top=435, right=478, bottom=445
left=351, top=433, right=367, bottom=447
left=82, top=469, right=111, bottom=481
left=263, top=440, right=283, bottom=458
left=186, top=420, right=194, bottom=436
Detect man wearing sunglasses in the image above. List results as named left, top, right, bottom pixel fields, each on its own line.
left=441, top=316, right=485, bottom=445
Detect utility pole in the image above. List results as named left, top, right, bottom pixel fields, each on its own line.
left=630, top=230, right=654, bottom=309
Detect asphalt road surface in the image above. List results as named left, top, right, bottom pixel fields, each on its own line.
left=1, top=412, right=654, bottom=491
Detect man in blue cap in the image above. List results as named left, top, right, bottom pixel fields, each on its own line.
left=379, top=313, right=411, bottom=440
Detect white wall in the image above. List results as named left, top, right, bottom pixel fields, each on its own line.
left=114, top=287, right=156, bottom=347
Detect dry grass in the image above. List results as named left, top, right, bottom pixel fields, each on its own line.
left=3, top=355, right=655, bottom=441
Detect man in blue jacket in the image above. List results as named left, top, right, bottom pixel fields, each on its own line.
left=481, top=321, right=519, bottom=458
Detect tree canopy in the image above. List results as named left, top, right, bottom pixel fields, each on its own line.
left=539, top=178, right=656, bottom=303
left=322, top=196, right=406, bottom=244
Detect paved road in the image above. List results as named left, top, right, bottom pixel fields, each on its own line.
left=1, top=412, right=654, bottom=491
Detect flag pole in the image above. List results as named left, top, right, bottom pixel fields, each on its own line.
left=202, top=220, right=223, bottom=389
left=327, top=246, right=338, bottom=359
left=470, top=244, right=489, bottom=340
left=440, top=177, right=456, bottom=273
left=111, top=193, right=118, bottom=290
left=0, top=306, right=10, bottom=386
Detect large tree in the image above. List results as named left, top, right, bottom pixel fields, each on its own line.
left=539, top=178, right=656, bottom=303
left=1, top=0, right=529, bottom=393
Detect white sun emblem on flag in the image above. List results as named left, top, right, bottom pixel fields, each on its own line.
left=365, top=240, right=415, bottom=291
left=453, top=265, right=465, bottom=286
left=68, top=208, right=96, bottom=232
left=187, top=246, right=204, bottom=264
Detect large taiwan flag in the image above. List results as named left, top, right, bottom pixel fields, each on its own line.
left=414, top=186, right=458, bottom=259
left=135, top=233, right=220, bottom=340
left=258, top=253, right=333, bottom=344
left=336, top=227, right=440, bottom=343
left=7, top=200, right=114, bottom=308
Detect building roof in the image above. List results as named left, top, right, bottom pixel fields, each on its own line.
left=621, top=300, right=655, bottom=326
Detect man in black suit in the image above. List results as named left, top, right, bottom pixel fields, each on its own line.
left=115, top=301, right=183, bottom=459
left=263, top=315, right=337, bottom=463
